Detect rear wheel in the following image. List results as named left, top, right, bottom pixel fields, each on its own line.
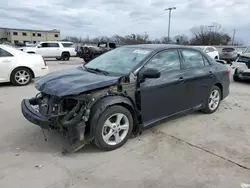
left=202, top=85, right=221, bottom=114
left=94, top=105, right=133, bottom=151
left=61, top=52, right=70, bottom=61
left=10, top=67, right=32, bottom=86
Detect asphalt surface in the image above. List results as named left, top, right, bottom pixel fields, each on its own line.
left=0, top=58, right=250, bottom=188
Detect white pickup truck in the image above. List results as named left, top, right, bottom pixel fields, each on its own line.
left=19, top=41, right=77, bottom=61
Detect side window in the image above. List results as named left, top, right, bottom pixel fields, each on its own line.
left=0, top=48, right=13, bottom=57
left=40, top=43, right=48, bottom=48
left=48, top=43, right=59, bottom=47
left=181, top=50, right=205, bottom=69
left=208, top=47, right=215, bottom=52
left=144, top=50, right=181, bottom=74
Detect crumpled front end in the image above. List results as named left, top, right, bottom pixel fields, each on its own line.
left=21, top=92, right=92, bottom=153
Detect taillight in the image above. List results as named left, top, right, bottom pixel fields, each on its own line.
left=227, top=68, right=230, bottom=75
left=42, top=57, right=47, bottom=66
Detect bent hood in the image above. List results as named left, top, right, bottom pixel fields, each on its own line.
left=35, top=66, right=120, bottom=97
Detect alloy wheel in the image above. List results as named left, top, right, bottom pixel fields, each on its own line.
left=208, top=89, right=220, bottom=111
left=15, top=70, right=30, bottom=85
left=102, top=113, right=130, bottom=146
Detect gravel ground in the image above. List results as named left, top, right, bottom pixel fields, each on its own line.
left=0, top=58, right=250, bottom=188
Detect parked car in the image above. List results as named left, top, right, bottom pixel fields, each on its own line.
left=21, top=44, right=230, bottom=153
left=79, top=42, right=116, bottom=63
left=19, top=41, right=77, bottom=61
left=219, top=47, right=239, bottom=62
left=233, top=45, right=250, bottom=82
left=194, top=46, right=220, bottom=59
left=0, top=44, right=49, bottom=86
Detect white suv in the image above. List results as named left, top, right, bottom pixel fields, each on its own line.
left=19, top=41, right=77, bottom=61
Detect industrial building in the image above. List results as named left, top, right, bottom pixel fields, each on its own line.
left=0, top=27, right=60, bottom=44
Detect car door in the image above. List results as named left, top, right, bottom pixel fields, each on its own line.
left=139, top=49, right=187, bottom=126
left=36, top=42, right=49, bottom=57
left=0, top=47, right=16, bottom=82
left=48, top=42, right=61, bottom=57
left=180, top=49, right=214, bottom=109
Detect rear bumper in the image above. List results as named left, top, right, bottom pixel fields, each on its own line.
left=34, top=66, right=49, bottom=78
left=21, top=99, right=51, bottom=129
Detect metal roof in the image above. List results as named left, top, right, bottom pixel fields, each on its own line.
left=0, top=27, right=60, bottom=33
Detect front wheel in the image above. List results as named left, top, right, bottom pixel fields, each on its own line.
left=202, top=85, right=221, bottom=114
left=94, top=105, right=133, bottom=151
left=61, top=52, right=70, bottom=61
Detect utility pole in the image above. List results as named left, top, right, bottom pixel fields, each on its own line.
left=164, top=7, right=176, bottom=43
left=232, top=29, right=236, bottom=45
left=208, top=25, right=215, bottom=45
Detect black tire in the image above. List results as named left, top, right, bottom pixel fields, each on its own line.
left=233, top=68, right=241, bottom=82
left=61, top=52, right=70, bottom=61
left=233, top=75, right=241, bottom=82
left=56, top=57, right=62, bottom=60
left=202, top=85, right=221, bottom=114
left=10, top=67, right=32, bottom=86
left=94, top=105, right=133, bottom=151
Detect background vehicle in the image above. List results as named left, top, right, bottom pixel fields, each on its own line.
left=79, top=42, right=116, bottom=63
left=219, top=47, right=238, bottom=62
left=193, top=46, right=220, bottom=59
left=233, top=46, right=250, bottom=82
left=0, top=44, right=49, bottom=86
left=19, top=41, right=77, bottom=61
left=21, top=44, right=230, bottom=152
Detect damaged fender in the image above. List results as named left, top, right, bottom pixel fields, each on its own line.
left=88, top=95, right=137, bottom=139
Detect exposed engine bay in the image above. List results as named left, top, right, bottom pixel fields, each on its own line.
left=23, top=75, right=139, bottom=154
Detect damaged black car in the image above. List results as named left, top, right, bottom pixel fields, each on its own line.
left=21, top=44, right=230, bottom=153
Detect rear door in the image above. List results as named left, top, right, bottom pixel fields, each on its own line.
left=48, top=42, right=60, bottom=57
left=139, top=49, right=187, bottom=125
left=179, top=49, right=214, bottom=109
left=0, top=47, right=16, bottom=82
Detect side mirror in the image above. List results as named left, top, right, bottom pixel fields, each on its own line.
left=142, top=68, right=161, bottom=79
left=37, top=45, right=42, bottom=48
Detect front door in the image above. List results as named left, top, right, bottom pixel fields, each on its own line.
left=139, top=49, right=187, bottom=126
left=0, top=47, right=16, bottom=82
left=36, top=42, right=49, bottom=57
left=179, top=49, right=214, bottom=109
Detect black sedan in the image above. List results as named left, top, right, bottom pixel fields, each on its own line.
left=21, top=44, right=230, bottom=153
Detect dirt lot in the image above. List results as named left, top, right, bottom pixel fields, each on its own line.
left=0, top=58, right=250, bottom=188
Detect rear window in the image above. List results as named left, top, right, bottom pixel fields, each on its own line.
left=61, top=43, right=73, bottom=47
left=222, top=48, right=235, bottom=52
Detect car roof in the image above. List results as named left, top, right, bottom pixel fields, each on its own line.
left=123, top=44, right=197, bottom=51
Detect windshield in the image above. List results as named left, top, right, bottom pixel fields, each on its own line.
left=84, top=47, right=152, bottom=75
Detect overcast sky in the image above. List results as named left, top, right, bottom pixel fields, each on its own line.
left=0, top=0, right=249, bottom=43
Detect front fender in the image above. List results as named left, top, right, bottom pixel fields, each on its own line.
left=88, top=95, right=135, bottom=138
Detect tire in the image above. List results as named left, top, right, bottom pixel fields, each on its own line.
left=233, top=75, right=241, bottom=82
left=94, top=105, right=133, bottom=151
left=202, top=85, right=221, bottom=114
left=10, top=67, right=32, bottom=86
left=56, top=57, right=62, bottom=60
left=61, top=52, right=70, bottom=61
left=233, top=68, right=241, bottom=82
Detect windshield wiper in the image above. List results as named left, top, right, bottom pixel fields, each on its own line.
left=83, top=65, right=110, bottom=75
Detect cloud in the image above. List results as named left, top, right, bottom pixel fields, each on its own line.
left=0, top=0, right=249, bottom=43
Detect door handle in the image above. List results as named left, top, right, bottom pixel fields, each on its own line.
left=2, top=60, right=11, bottom=63
left=178, top=77, right=184, bottom=83
left=209, top=71, right=213, bottom=77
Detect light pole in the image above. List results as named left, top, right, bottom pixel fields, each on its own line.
left=164, top=7, right=176, bottom=43
left=208, top=25, right=215, bottom=45
left=232, top=29, right=236, bottom=45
